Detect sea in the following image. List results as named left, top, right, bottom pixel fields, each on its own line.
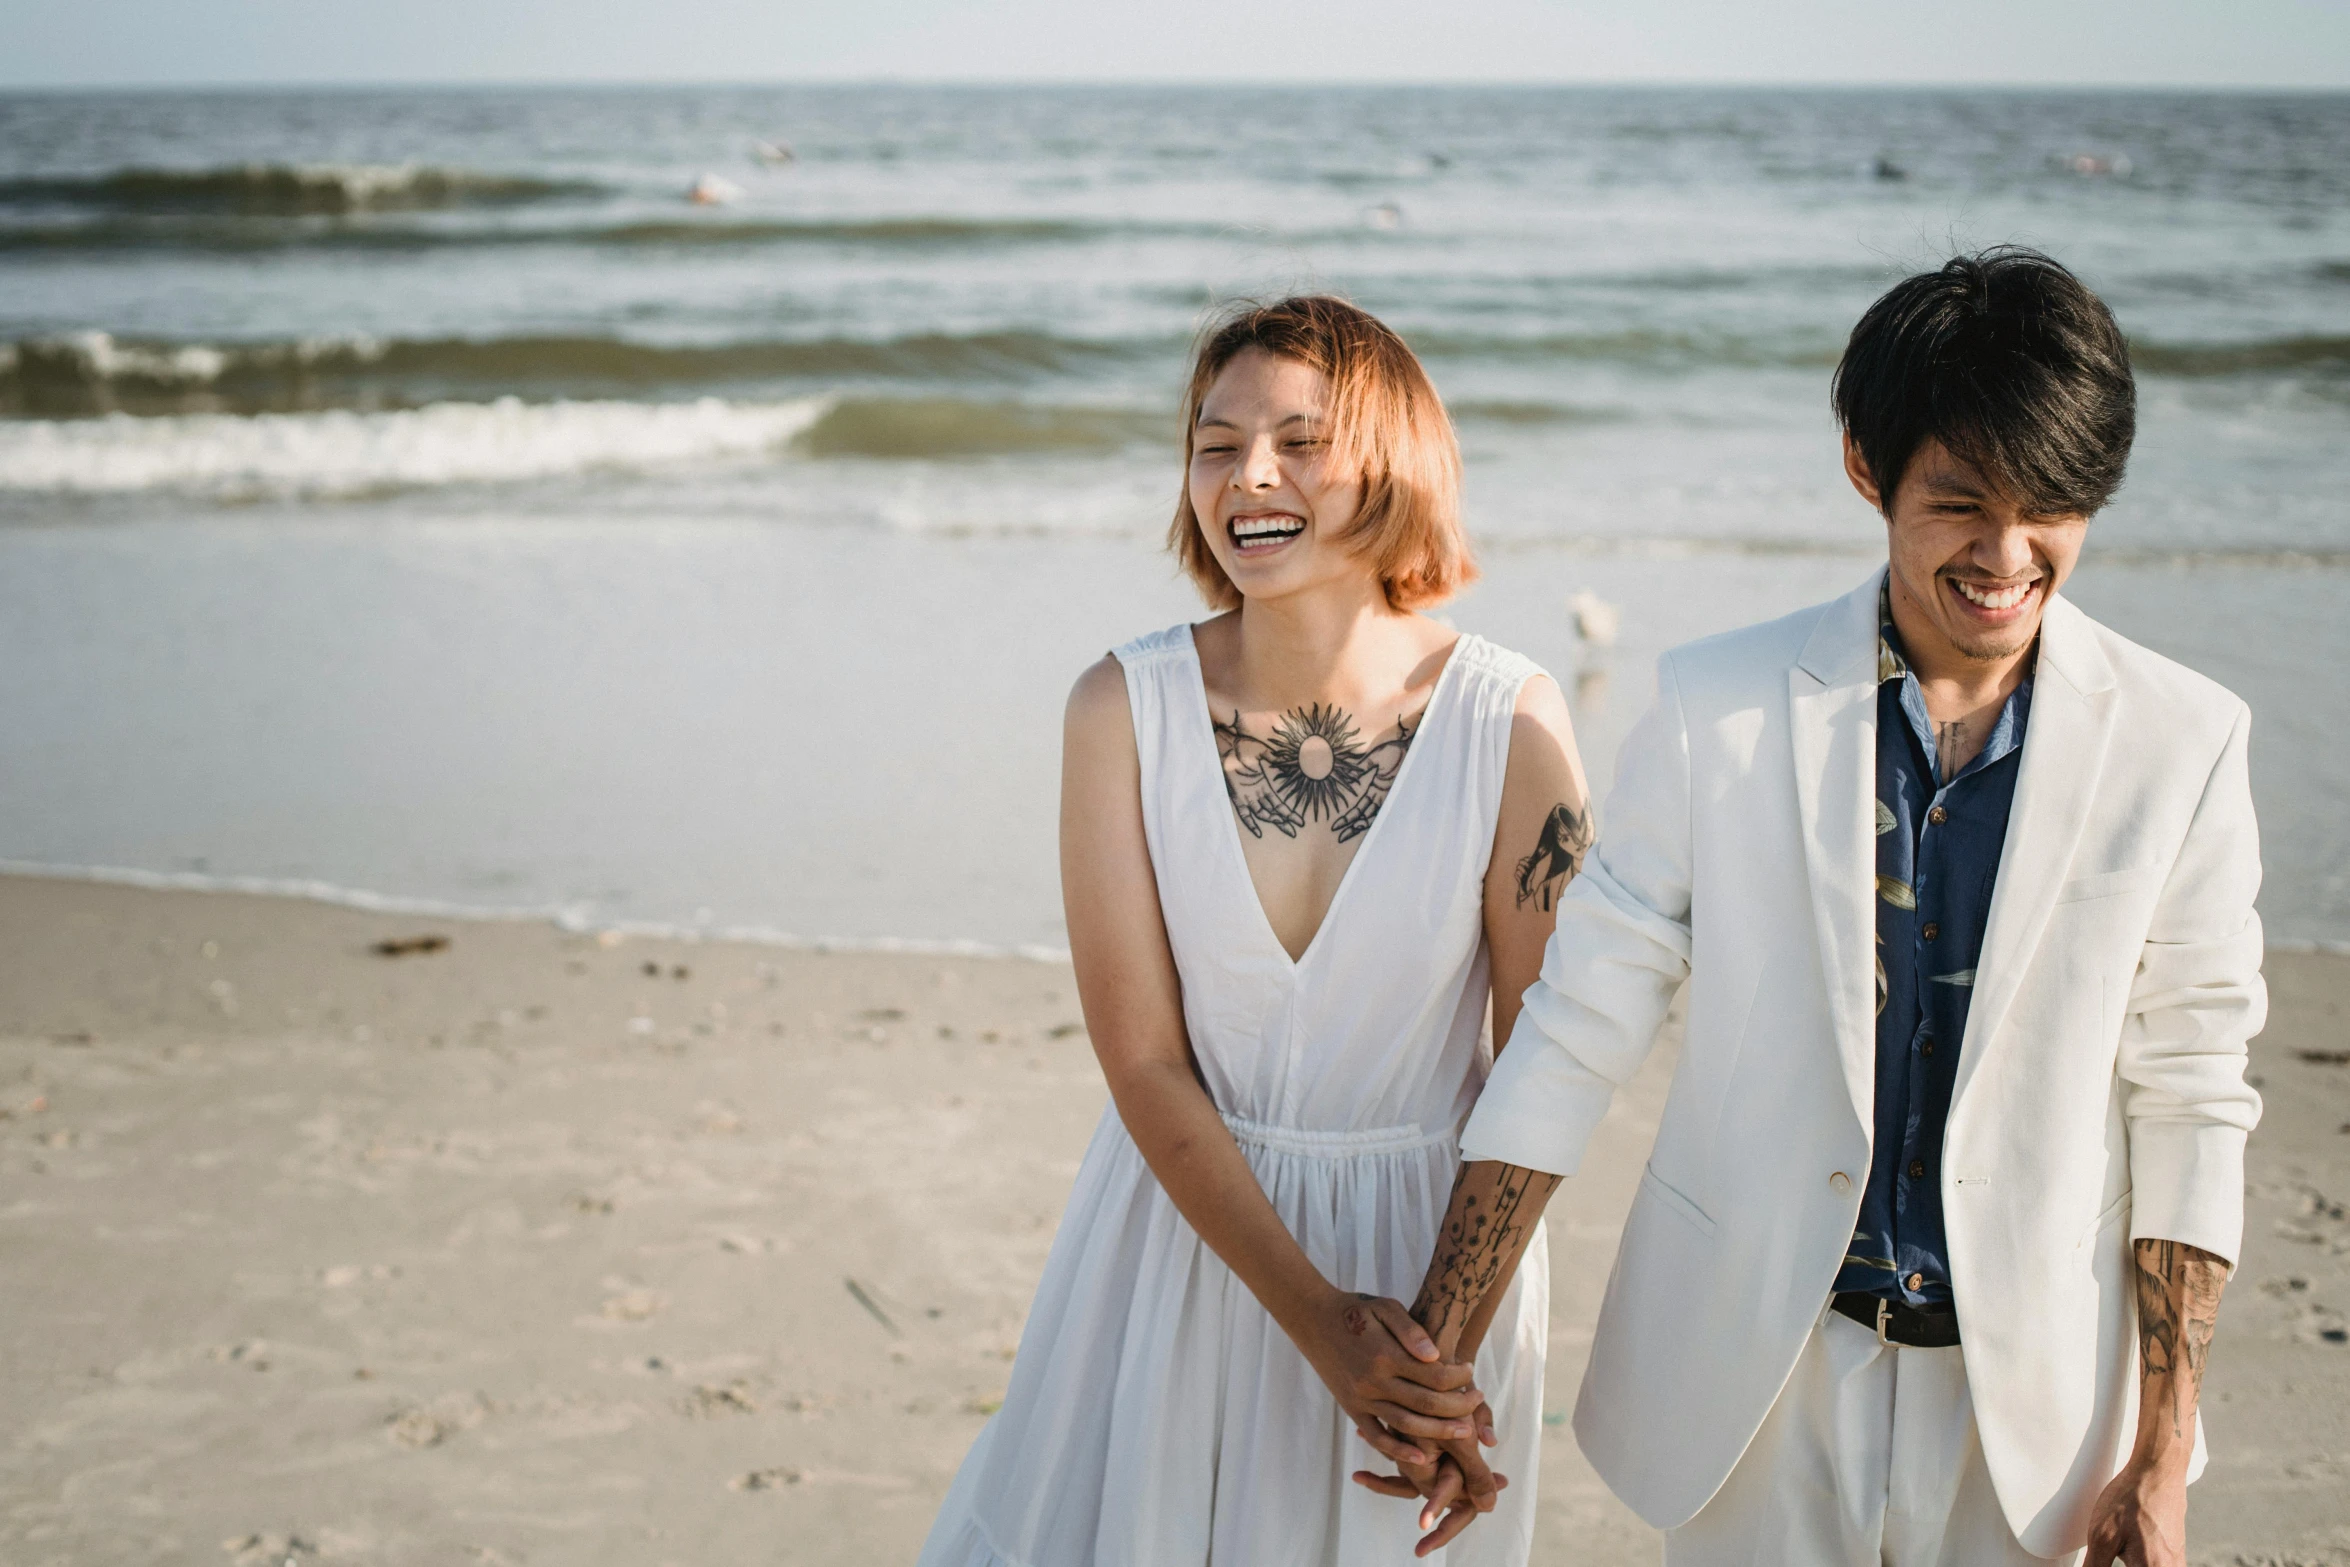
left=1, top=85, right=2344, bottom=951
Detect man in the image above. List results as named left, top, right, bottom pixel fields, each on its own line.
left=1371, top=248, right=2265, bottom=1564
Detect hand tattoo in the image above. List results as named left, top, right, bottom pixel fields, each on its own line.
left=2132, top=1238, right=2228, bottom=1440
left=1514, top=801, right=1593, bottom=911
left=1214, top=703, right=1416, bottom=843
left=1412, top=1163, right=1561, bottom=1347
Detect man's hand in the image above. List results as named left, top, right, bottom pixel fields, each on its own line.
left=2085, top=1237, right=2230, bottom=1566
left=1294, top=1291, right=1484, bottom=1471
left=2085, top=1456, right=2189, bottom=1566
left=1351, top=1393, right=1506, bottom=1557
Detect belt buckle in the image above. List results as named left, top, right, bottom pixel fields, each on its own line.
left=1875, top=1296, right=1893, bottom=1348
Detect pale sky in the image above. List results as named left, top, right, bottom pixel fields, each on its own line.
left=6, top=0, right=2349, bottom=90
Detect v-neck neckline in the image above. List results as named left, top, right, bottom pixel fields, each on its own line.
left=1178, top=622, right=1470, bottom=973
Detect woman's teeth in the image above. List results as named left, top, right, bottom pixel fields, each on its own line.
left=1953, top=578, right=2035, bottom=611
left=1231, top=515, right=1305, bottom=550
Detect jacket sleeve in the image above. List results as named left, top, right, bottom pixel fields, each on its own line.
left=2123, top=700, right=2266, bottom=1267
left=1461, top=651, right=1696, bottom=1177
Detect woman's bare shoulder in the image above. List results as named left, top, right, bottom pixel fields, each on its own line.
left=1510, top=665, right=1573, bottom=730
left=1069, top=652, right=1128, bottom=704
left=1065, top=653, right=1135, bottom=742
left=1502, top=669, right=1586, bottom=804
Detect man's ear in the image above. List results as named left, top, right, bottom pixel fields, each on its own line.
left=1842, top=432, right=1887, bottom=514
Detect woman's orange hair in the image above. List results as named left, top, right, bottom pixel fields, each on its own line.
left=1169, top=295, right=1475, bottom=611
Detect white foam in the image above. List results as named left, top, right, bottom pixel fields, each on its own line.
left=1, top=329, right=387, bottom=386
left=0, top=395, right=830, bottom=499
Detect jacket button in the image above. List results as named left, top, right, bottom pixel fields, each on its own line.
left=1928, top=806, right=1948, bottom=825
left=1907, top=1272, right=1926, bottom=1291
left=1830, top=1171, right=1852, bottom=1193
left=1922, top=921, right=1940, bottom=941
left=1909, top=1159, right=1927, bottom=1179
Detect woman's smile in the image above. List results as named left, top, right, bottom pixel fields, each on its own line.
left=1229, top=510, right=1308, bottom=556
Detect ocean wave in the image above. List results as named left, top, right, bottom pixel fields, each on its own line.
left=0, top=163, right=597, bottom=215
left=0, top=396, right=828, bottom=498
left=0, top=390, right=1169, bottom=494
left=8, top=323, right=2336, bottom=426
left=1403, top=327, right=1844, bottom=370
left=0, top=213, right=1129, bottom=255
left=1450, top=398, right=1630, bottom=426
left=0, top=329, right=1153, bottom=416
left=2130, top=334, right=2350, bottom=376
left=1394, top=327, right=2350, bottom=380
left=801, top=397, right=1163, bottom=457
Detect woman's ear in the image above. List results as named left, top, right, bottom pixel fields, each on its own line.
left=1841, top=432, right=1886, bottom=514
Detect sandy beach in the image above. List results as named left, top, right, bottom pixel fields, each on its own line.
left=1, top=872, right=2344, bottom=1565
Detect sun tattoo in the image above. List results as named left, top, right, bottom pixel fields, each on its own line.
left=1214, top=703, right=1416, bottom=843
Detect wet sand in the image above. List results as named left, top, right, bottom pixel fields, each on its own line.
left=2, top=873, right=2344, bottom=1565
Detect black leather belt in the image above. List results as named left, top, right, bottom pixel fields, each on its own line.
left=1832, top=1291, right=1962, bottom=1348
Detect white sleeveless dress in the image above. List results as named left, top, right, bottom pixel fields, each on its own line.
left=918, top=623, right=1551, bottom=1567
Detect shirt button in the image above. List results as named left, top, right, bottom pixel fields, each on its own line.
left=1922, top=1040, right=1936, bottom=1058
left=1909, top=1160, right=1926, bottom=1179
left=1922, top=921, right=1940, bottom=941
left=1907, top=1272, right=1925, bottom=1291
left=1830, top=1171, right=1852, bottom=1193
left=1928, top=806, right=1948, bottom=825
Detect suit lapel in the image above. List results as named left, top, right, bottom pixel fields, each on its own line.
left=1789, top=572, right=1886, bottom=1135
left=1953, top=593, right=2120, bottom=1106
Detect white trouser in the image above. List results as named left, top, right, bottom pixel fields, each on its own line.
left=1664, top=1308, right=2077, bottom=1567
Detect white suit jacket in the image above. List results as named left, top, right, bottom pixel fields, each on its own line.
left=1461, top=569, right=2265, bottom=1556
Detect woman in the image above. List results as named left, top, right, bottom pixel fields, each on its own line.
left=919, top=297, right=1594, bottom=1565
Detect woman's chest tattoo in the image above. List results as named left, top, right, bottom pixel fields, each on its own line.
left=1212, top=702, right=1417, bottom=843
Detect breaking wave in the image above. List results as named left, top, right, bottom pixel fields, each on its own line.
left=0, top=389, right=1176, bottom=496
left=0, top=163, right=597, bottom=215
left=0, top=329, right=1157, bottom=416
left=0, top=396, right=829, bottom=499
left=5, top=320, right=2336, bottom=427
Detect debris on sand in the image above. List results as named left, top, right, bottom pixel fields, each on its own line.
left=845, top=1277, right=901, bottom=1336
left=682, top=1380, right=761, bottom=1417
left=730, top=1466, right=804, bottom=1490
left=371, top=934, right=450, bottom=958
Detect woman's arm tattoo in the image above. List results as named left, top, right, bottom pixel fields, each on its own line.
left=2132, top=1237, right=2229, bottom=1439
left=1514, top=802, right=1594, bottom=911
left=1411, top=1162, right=1561, bottom=1348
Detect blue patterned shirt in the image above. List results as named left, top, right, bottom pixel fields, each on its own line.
left=1832, top=597, right=2032, bottom=1309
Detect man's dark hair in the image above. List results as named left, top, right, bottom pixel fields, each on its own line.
left=1832, top=246, right=2135, bottom=518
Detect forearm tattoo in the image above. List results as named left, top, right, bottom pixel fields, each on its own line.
left=1214, top=703, right=1416, bottom=843
left=2133, top=1238, right=2228, bottom=1439
left=1514, top=801, right=1594, bottom=911
left=1412, top=1163, right=1561, bottom=1347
